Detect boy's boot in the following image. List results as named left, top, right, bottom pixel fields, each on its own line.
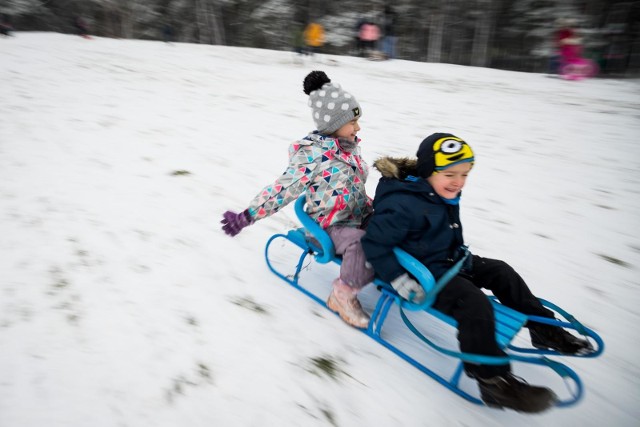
left=327, top=278, right=370, bottom=329
left=478, top=373, right=557, bottom=413
left=529, top=323, right=593, bottom=355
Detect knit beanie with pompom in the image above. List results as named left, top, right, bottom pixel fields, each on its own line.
left=303, top=71, right=362, bottom=135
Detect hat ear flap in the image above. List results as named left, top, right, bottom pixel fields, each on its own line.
left=416, top=152, right=434, bottom=178
left=415, top=133, right=442, bottom=177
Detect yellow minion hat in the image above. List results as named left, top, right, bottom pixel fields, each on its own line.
left=416, top=133, right=474, bottom=177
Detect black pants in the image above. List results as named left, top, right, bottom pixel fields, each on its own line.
left=432, top=255, right=555, bottom=379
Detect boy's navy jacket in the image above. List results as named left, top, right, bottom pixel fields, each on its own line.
left=361, top=157, right=470, bottom=283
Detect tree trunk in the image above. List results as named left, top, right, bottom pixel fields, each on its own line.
left=121, top=0, right=136, bottom=39
left=471, top=1, right=495, bottom=67
left=209, top=0, right=226, bottom=45
left=195, top=0, right=206, bottom=43
left=428, top=10, right=444, bottom=63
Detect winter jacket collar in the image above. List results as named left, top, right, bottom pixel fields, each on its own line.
left=300, top=132, right=365, bottom=172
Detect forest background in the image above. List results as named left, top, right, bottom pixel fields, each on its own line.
left=1, top=0, right=639, bottom=76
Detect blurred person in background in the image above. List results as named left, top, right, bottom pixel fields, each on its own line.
left=303, top=21, right=325, bottom=56
left=555, top=18, right=582, bottom=65
left=1, top=14, right=14, bottom=36
left=553, top=17, right=598, bottom=80
left=354, top=17, right=366, bottom=57
left=74, top=16, right=90, bottom=39
left=359, top=21, right=381, bottom=59
left=162, top=23, right=174, bottom=43
left=382, top=6, right=398, bottom=59
left=292, top=24, right=308, bottom=60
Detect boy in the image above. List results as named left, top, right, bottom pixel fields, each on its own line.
left=360, top=133, right=591, bottom=413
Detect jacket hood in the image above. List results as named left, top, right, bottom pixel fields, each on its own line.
left=373, top=156, right=420, bottom=180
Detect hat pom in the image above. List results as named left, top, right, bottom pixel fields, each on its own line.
left=303, top=71, right=331, bottom=95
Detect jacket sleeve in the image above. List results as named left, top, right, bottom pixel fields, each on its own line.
left=360, top=195, right=413, bottom=283
left=246, top=145, right=319, bottom=221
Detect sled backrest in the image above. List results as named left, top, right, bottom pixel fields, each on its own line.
left=294, top=195, right=335, bottom=264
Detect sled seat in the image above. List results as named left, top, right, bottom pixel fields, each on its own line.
left=391, top=246, right=528, bottom=349
left=424, top=298, right=527, bottom=350
left=285, top=228, right=526, bottom=348
left=285, top=196, right=527, bottom=349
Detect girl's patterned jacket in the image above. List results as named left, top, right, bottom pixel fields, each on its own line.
left=247, top=132, right=372, bottom=229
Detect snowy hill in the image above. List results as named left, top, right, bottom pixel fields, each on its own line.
left=1, top=32, right=639, bottom=427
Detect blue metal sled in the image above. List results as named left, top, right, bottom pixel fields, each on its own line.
left=264, top=195, right=604, bottom=408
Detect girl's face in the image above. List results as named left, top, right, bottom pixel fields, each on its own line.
left=333, top=118, right=360, bottom=142
left=427, top=162, right=473, bottom=199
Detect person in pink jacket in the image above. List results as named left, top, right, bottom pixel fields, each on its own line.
left=359, top=22, right=381, bottom=55
left=221, top=71, right=375, bottom=328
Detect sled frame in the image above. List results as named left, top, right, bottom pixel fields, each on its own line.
left=264, top=196, right=604, bottom=407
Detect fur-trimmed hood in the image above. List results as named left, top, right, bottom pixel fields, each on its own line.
left=373, top=156, right=420, bottom=180
left=370, top=156, right=434, bottom=205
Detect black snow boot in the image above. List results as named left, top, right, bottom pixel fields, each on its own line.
left=529, top=323, right=593, bottom=355
left=478, top=373, right=557, bottom=413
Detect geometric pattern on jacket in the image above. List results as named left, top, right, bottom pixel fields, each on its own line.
left=247, top=132, right=372, bottom=229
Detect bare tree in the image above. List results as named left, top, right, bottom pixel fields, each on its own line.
left=3, top=0, right=636, bottom=75
left=194, top=0, right=226, bottom=44
left=427, top=1, right=445, bottom=63
left=209, top=0, right=226, bottom=45
left=471, top=0, right=498, bottom=67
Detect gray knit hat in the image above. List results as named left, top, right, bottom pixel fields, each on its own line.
left=303, top=71, right=362, bottom=135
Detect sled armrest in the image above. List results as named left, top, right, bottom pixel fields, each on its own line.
left=392, top=247, right=438, bottom=305
left=393, top=246, right=471, bottom=311
left=294, top=195, right=335, bottom=264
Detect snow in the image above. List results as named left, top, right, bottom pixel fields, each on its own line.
left=1, top=32, right=639, bottom=427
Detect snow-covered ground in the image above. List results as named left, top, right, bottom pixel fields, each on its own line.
left=1, top=32, right=639, bottom=426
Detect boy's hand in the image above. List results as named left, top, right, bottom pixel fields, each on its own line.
left=221, top=209, right=254, bottom=236
left=390, top=273, right=426, bottom=303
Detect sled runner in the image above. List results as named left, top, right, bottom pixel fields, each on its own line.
left=265, top=195, right=604, bottom=408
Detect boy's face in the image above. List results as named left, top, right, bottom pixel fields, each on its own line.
left=427, top=162, right=472, bottom=200
left=333, top=118, right=360, bottom=142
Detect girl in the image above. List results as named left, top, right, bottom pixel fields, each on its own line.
left=221, top=71, right=375, bottom=328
